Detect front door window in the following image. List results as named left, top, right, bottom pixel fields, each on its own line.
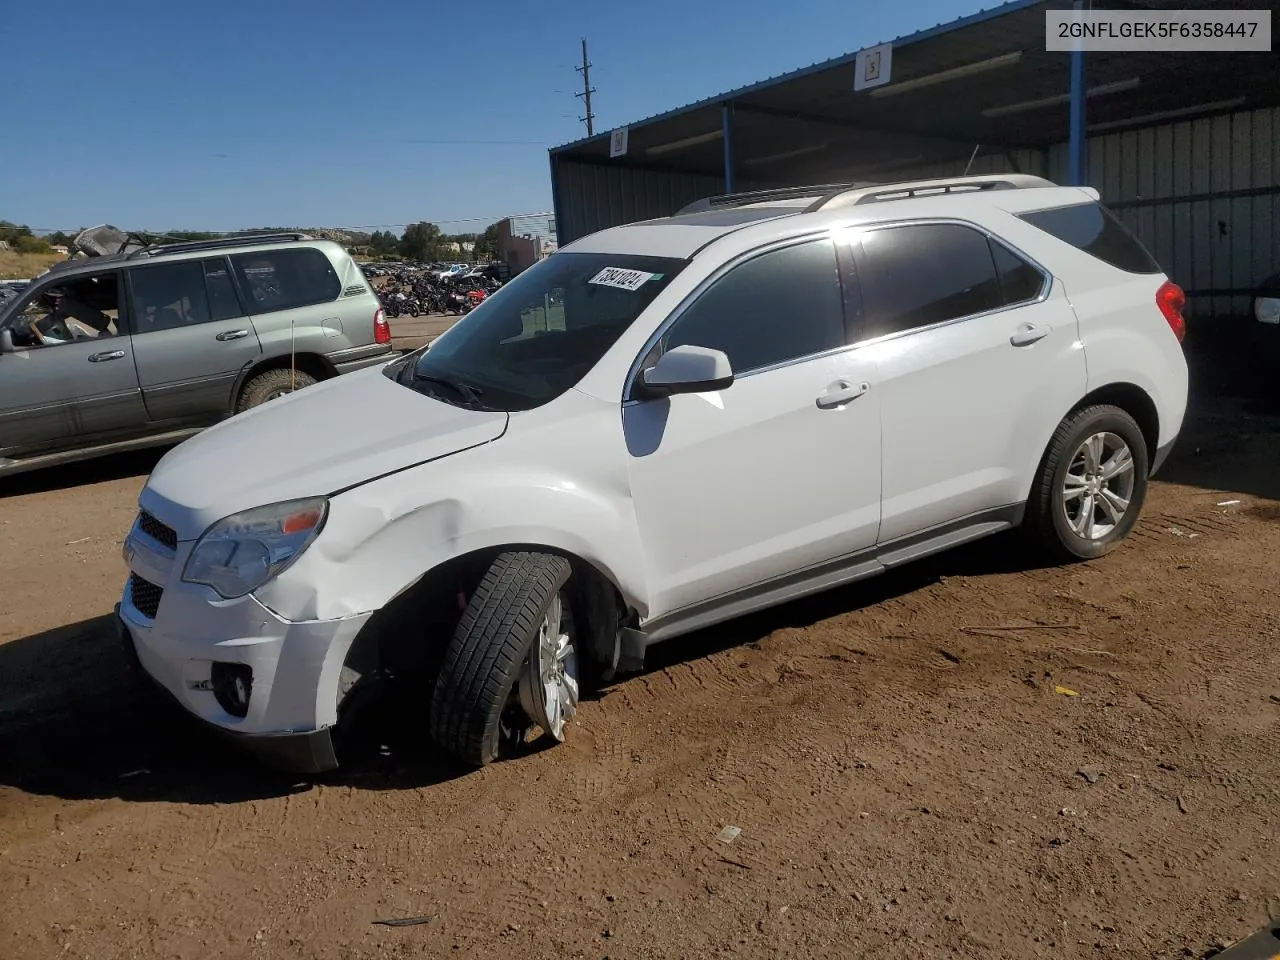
left=7, top=272, right=122, bottom=348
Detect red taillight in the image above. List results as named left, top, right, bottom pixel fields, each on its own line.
left=1156, top=280, right=1186, bottom=343
left=373, top=306, right=391, bottom=345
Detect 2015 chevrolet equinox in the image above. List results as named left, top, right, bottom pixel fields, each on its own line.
left=116, top=175, right=1188, bottom=773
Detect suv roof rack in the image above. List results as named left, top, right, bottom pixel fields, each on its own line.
left=673, top=173, right=1057, bottom=219
left=808, top=174, right=1056, bottom=212
left=127, top=232, right=314, bottom=260
left=674, top=181, right=879, bottom=216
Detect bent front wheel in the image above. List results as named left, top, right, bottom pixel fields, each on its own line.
left=428, top=552, right=579, bottom=766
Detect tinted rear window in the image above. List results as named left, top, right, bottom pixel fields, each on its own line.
left=231, top=247, right=341, bottom=313
left=1017, top=202, right=1160, bottom=274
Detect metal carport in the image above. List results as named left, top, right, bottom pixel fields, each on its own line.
left=548, top=0, right=1280, bottom=320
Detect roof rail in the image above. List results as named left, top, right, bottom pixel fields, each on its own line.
left=675, top=181, right=879, bottom=216
left=810, top=174, right=1056, bottom=211
left=127, top=232, right=314, bottom=260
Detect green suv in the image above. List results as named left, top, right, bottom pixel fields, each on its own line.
left=0, top=232, right=394, bottom=477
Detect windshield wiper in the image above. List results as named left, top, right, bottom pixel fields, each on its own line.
left=411, top=373, right=486, bottom=407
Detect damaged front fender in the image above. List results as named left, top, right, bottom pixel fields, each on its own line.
left=252, top=454, right=648, bottom=625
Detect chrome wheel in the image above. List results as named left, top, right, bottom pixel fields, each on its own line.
left=517, top=590, right=578, bottom=741
left=264, top=388, right=293, bottom=402
left=1062, top=431, right=1136, bottom=540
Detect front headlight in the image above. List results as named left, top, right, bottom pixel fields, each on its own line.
left=182, top=497, right=328, bottom=599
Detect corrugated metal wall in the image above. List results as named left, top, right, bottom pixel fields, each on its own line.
left=869, top=149, right=1049, bottom=181
left=550, top=153, right=1043, bottom=245
left=1048, top=105, right=1280, bottom=320
left=554, top=163, right=764, bottom=243
left=552, top=107, right=1279, bottom=320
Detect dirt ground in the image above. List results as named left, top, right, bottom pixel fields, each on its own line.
left=2, top=384, right=1279, bottom=959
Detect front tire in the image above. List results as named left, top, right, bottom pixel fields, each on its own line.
left=1025, top=404, right=1150, bottom=562
left=428, top=552, right=578, bottom=767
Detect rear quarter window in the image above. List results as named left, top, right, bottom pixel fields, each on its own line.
left=231, top=247, right=342, bottom=313
left=1017, top=201, right=1161, bottom=275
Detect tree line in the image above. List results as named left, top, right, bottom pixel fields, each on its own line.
left=367, top=222, right=501, bottom=262
left=0, top=221, right=62, bottom=253
left=1, top=220, right=503, bottom=263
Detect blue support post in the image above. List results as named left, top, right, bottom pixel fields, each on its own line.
left=1067, top=0, right=1087, bottom=185
left=722, top=101, right=735, bottom=193
left=548, top=152, right=564, bottom=246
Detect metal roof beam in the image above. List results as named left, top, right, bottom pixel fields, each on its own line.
left=552, top=150, right=725, bottom=179
left=728, top=101, right=1041, bottom=153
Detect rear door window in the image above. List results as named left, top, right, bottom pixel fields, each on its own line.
left=1016, top=201, right=1161, bottom=274
left=991, top=241, right=1047, bottom=305
left=129, top=261, right=213, bottom=333
left=203, top=258, right=243, bottom=321
left=230, top=247, right=341, bottom=314
left=855, top=223, right=1005, bottom=338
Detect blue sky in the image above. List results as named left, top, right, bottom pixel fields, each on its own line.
left=4, top=0, right=982, bottom=234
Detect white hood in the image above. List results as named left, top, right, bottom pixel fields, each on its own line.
left=140, top=365, right=508, bottom=538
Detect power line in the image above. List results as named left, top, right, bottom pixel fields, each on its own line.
left=574, top=38, right=596, bottom=137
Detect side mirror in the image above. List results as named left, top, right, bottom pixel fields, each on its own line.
left=637, top=344, right=734, bottom=399
left=0, top=329, right=13, bottom=354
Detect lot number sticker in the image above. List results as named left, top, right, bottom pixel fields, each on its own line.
left=588, top=267, right=659, bottom=291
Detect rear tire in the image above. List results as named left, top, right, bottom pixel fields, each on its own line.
left=1025, top=404, right=1150, bottom=562
left=428, top=552, right=576, bottom=767
left=236, top=368, right=318, bottom=412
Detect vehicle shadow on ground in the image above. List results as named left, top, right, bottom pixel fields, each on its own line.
left=0, top=614, right=503, bottom=804
left=1168, top=330, right=1280, bottom=501
left=1155, top=400, right=1280, bottom=502
left=0, top=448, right=167, bottom=499
left=0, top=532, right=1049, bottom=805
left=640, top=530, right=1051, bottom=676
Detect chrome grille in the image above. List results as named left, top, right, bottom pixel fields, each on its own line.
left=128, top=573, right=164, bottom=619
left=138, top=511, right=177, bottom=550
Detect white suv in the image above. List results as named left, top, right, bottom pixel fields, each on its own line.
left=115, top=174, right=1188, bottom=773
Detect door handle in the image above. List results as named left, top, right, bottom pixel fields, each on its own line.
left=815, top=379, right=870, bottom=409
left=216, top=329, right=250, bottom=341
left=1010, top=322, right=1050, bottom=347
left=88, top=350, right=126, bottom=362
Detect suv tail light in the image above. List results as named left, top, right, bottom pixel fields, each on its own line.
left=373, top=306, right=391, bottom=345
left=1156, top=280, right=1187, bottom=343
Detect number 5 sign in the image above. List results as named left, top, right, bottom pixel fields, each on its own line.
left=610, top=126, right=629, bottom=158
left=854, top=42, right=893, bottom=91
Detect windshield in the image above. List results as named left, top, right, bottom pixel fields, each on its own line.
left=388, top=251, right=687, bottom=411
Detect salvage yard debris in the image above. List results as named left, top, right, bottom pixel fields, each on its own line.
left=371, top=915, right=435, bottom=927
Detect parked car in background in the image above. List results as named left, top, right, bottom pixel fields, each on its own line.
left=1254, top=272, right=1280, bottom=326
left=0, top=232, right=394, bottom=477
left=1251, top=270, right=1280, bottom=396
left=0, top=279, right=30, bottom=308
left=116, top=174, right=1187, bottom=774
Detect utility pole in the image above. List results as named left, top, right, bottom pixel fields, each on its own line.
left=575, top=38, right=596, bottom=136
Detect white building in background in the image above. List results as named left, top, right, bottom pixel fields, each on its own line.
left=496, top=212, right=557, bottom=275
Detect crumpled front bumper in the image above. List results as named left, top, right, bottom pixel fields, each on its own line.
left=114, top=603, right=340, bottom=774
